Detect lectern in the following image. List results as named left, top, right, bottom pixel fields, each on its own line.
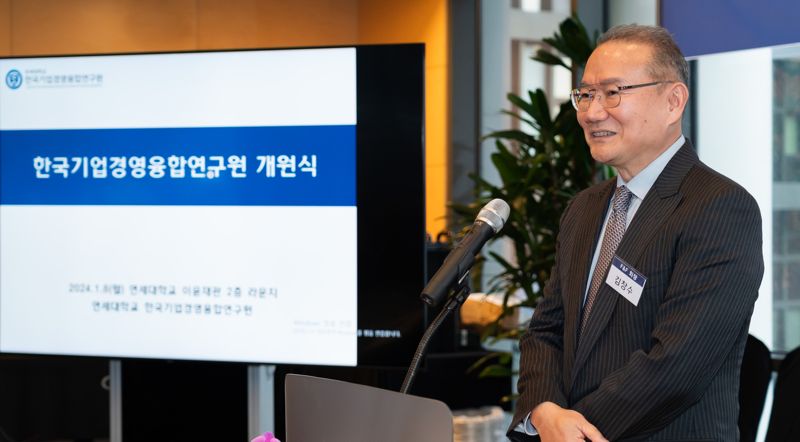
left=285, top=374, right=453, bottom=441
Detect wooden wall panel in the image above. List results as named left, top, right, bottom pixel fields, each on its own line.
left=196, top=0, right=260, bottom=49
left=0, top=0, right=10, bottom=56
left=253, top=0, right=358, bottom=48
left=196, top=0, right=358, bottom=50
left=10, top=0, right=196, bottom=55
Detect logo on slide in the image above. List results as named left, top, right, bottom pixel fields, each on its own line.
left=5, top=69, right=22, bottom=89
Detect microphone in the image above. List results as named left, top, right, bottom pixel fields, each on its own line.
left=421, top=198, right=510, bottom=306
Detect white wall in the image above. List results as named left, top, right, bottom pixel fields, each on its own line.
left=695, top=47, right=773, bottom=348
left=696, top=47, right=774, bottom=442
left=607, top=0, right=657, bottom=27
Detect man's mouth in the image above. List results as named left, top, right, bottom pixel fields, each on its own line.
left=590, top=130, right=617, bottom=137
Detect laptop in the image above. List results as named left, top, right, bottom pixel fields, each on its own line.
left=285, top=374, right=453, bottom=442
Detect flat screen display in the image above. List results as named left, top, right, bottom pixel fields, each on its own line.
left=0, top=44, right=426, bottom=367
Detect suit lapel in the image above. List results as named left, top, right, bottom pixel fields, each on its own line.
left=570, top=141, right=700, bottom=386
left=563, top=179, right=615, bottom=382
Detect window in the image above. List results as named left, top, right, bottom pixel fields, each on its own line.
left=773, top=47, right=800, bottom=352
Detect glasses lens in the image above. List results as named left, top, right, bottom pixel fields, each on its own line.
left=603, top=87, right=622, bottom=109
left=572, top=89, right=591, bottom=111
left=570, top=89, right=580, bottom=111
left=572, top=87, right=625, bottom=111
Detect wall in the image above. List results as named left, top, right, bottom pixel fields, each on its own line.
left=607, top=0, right=657, bottom=27
left=0, top=0, right=448, bottom=235
left=695, top=48, right=774, bottom=348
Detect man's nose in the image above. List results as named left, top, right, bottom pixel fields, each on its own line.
left=583, top=96, right=609, bottom=122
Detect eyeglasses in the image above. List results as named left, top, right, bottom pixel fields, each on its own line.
left=570, top=81, right=674, bottom=112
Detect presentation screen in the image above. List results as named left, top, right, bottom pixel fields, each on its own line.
left=0, top=45, right=426, bottom=367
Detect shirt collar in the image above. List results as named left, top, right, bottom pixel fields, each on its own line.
left=617, top=134, right=685, bottom=200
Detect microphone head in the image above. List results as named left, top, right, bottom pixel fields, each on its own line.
left=476, top=199, right=510, bottom=233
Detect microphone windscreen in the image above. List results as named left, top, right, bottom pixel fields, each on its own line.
left=476, top=199, right=510, bottom=233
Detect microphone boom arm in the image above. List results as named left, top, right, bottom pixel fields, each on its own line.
left=400, top=276, right=471, bottom=394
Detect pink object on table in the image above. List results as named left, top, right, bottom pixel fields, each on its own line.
left=250, top=431, right=281, bottom=442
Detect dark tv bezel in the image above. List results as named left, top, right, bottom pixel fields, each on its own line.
left=0, top=43, right=426, bottom=368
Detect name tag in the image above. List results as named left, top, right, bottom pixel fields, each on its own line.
left=605, top=255, right=647, bottom=306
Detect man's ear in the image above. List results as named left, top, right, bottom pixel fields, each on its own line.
left=667, top=82, right=689, bottom=124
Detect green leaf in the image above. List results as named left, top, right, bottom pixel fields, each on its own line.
left=533, top=49, right=569, bottom=70
left=485, top=129, right=537, bottom=147
left=447, top=15, right=599, bottom=352
left=528, top=89, right=553, bottom=131
left=487, top=251, right=517, bottom=273
left=466, top=351, right=510, bottom=374
left=499, top=109, right=539, bottom=131
left=479, top=365, right=513, bottom=378
left=507, top=92, right=540, bottom=124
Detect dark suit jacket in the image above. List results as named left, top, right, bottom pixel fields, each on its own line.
left=510, top=141, right=764, bottom=441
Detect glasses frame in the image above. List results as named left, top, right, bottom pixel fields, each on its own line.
left=570, top=80, right=674, bottom=112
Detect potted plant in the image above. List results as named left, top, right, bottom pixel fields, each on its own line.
left=450, top=15, right=607, bottom=380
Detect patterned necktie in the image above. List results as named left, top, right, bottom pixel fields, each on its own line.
left=579, top=185, right=633, bottom=337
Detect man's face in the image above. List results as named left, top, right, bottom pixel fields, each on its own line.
left=577, top=41, right=676, bottom=178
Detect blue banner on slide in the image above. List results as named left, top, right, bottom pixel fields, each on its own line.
left=0, top=125, right=355, bottom=206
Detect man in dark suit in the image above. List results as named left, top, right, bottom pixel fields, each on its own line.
left=508, top=25, right=764, bottom=441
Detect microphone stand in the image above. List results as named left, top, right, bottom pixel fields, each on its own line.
left=400, top=275, right=471, bottom=394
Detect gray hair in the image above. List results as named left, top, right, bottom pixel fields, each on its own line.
left=597, top=24, right=689, bottom=86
